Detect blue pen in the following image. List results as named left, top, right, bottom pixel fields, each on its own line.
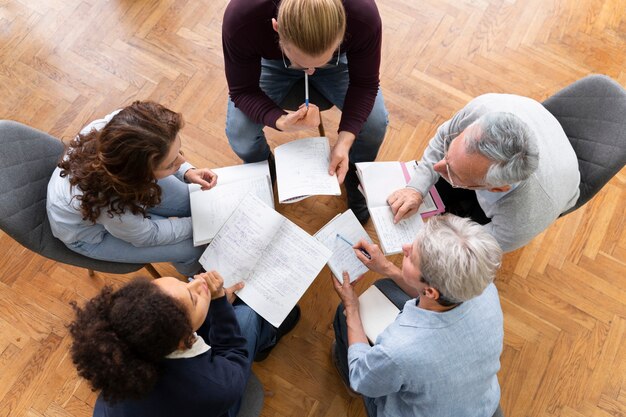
left=336, top=233, right=372, bottom=260
left=304, top=72, right=309, bottom=108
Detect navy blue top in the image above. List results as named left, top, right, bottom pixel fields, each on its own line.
left=92, top=297, right=249, bottom=417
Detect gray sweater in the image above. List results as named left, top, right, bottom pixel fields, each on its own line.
left=408, top=94, right=580, bottom=252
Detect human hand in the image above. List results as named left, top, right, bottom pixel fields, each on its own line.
left=387, top=188, right=423, bottom=223
left=331, top=272, right=360, bottom=312
left=276, top=104, right=320, bottom=132
left=198, top=271, right=226, bottom=300
left=329, top=131, right=355, bottom=184
left=185, top=168, right=218, bottom=190
left=353, top=239, right=392, bottom=276
left=224, top=281, right=244, bottom=304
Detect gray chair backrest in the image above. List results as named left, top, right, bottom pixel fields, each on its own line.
left=542, top=74, right=626, bottom=215
left=0, top=120, right=144, bottom=274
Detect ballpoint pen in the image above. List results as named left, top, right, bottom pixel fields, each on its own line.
left=336, top=233, right=372, bottom=260
left=304, top=72, right=309, bottom=108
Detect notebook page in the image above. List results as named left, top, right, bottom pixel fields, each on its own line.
left=275, top=137, right=341, bottom=203
left=239, top=219, right=332, bottom=327
left=314, top=210, right=371, bottom=282
left=199, top=194, right=283, bottom=287
left=369, top=206, right=424, bottom=255
left=189, top=176, right=273, bottom=246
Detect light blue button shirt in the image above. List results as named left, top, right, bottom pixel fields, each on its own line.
left=348, top=284, right=503, bottom=417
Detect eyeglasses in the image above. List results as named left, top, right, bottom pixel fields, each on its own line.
left=281, top=44, right=341, bottom=71
left=442, top=134, right=483, bottom=190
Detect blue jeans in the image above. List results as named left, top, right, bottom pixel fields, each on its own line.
left=333, top=279, right=410, bottom=417
left=228, top=301, right=277, bottom=417
left=67, top=176, right=206, bottom=276
left=225, top=55, right=389, bottom=163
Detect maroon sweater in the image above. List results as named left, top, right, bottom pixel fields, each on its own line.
left=222, top=0, right=382, bottom=136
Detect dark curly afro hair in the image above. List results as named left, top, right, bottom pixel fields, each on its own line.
left=68, top=277, right=194, bottom=403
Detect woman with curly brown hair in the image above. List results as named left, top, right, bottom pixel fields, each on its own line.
left=69, top=271, right=281, bottom=417
left=47, top=101, right=216, bottom=275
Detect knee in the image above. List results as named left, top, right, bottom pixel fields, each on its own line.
left=360, top=102, right=389, bottom=144
left=234, top=304, right=261, bottom=333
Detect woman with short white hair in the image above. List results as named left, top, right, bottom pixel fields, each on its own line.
left=331, top=214, right=504, bottom=417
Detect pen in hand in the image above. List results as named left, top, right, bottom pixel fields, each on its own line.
left=336, top=233, right=372, bottom=260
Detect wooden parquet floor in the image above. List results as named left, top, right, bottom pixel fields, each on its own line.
left=0, top=0, right=625, bottom=416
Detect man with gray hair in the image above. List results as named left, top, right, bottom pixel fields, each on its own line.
left=388, top=93, right=580, bottom=252
left=331, top=214, right=504, bottom=417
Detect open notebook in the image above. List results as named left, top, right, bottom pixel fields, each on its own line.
left=275, top=136, right=341, bottom=204
left=314, top=209, right=372, bottom=283
left=189, top=161, right=273, bottom=246
left=199, top=194, right=331, bottom=327
left=356, top=160, right=445, bottom=255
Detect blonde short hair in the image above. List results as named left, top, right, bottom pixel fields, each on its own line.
left=277, top=0, right=346, bottom=56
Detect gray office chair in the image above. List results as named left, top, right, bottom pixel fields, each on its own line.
left=0, top=120, right=160, bottom=278
left=279, top=77, right=334, bottom=136
left=492, top=404, right=504, bottom=417
left=236, top=372, right=264, bottom=417
left=542, top=74, right=626, bottom=216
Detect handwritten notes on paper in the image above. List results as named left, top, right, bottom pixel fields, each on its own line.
left=199, top=194, right=331, bottom=327
left=314, top=210, right=372, bottom=282
left=275, top=137, right=341, bottom=203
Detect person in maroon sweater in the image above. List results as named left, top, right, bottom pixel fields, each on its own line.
left=222, top=0, right=388, bottom=223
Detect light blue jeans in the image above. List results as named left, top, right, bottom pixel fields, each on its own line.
left=67, top=176, right=206, bottom=276
left=225, top=55, right=389, bottom=163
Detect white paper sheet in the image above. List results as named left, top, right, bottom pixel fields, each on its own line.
left=199, top=194, right=332, bottom=327
left=314, top=210, right=372, bottom=282
left=275, top=137, right=341, bottom=203
left=369, top=206, right=424, bottom=255
left=189, top=176, right=273, bottom=246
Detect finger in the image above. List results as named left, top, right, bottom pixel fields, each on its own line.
left=227, top=281, right=245, bottom=292
left=394, top=202, right=414, bottom=224
left=354, top=238, right=369, bottom=250
left=342, top=271, right=351, bottom=286
left=336, top=162, right=349, bottom=184
left=328, top=156, right=340, bottom=176
left=197, top=178, right=212, bottom=190
left=354, top=249, right=369, bottom=263
left=389, top=198, right=402, bottom=215
left=359, top=239, right=378, bottom=253
left=293, top=106, right=307, bottom=119
left=208, top=270, right=224, bottom=288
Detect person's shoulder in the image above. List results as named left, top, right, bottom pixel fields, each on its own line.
left=344, top=0, right=381, bottom=25
left=224, top=0, right=275, bottom=31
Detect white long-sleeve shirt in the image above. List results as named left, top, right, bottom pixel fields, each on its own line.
left=46, top=111, right=194, bottom=247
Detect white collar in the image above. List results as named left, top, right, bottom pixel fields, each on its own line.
left=165, top=333, right=211, bottom=359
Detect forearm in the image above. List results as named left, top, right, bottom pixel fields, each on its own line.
left=344, top=305, right=368, bottom=346
left=337, top=131, right=356, bottom=148
left=102, top=216, right=192, bottom=247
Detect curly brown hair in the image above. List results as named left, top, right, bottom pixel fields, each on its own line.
left=59, top=101, right=183, bottom=223
left=68, top=278, right=194, bottom=403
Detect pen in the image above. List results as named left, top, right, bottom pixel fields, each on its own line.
left=336, top=233, right=372, bottom=260
left=304, top=72, right=309, bottom=108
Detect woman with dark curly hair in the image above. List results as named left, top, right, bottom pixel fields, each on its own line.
left=47, top=101, right=216, bottom=275
left=69, top=271, right=283, bottom=417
